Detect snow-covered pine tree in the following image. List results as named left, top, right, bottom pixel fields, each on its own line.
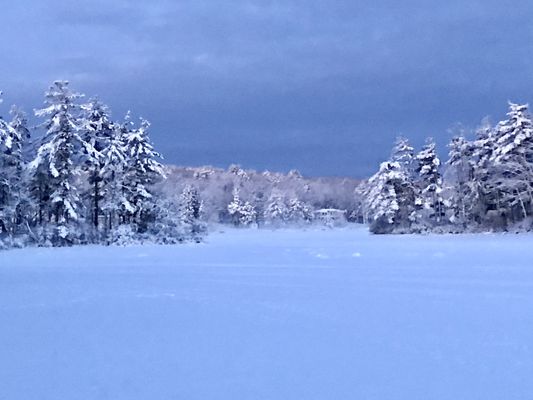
left=227, top=188, right=257, bottom=226
left=391, top=136, right=415, bottom=178
left=353, top=179, right=371, bottom=224
left=122, top=117, right=165, bottom=232
left=414, top=138, right=446, bottom=228
left=263, top=191, right=289, bottom=227
left=148, top=194, right=181, bottom=245
left=240, top=201, right=257, bottom=226
left=287, top=197, right=314, bottom=225
left=364, top=161, right=417, bottom=234
left=488, top=102, right=533, bottom=226
left=30, top=81, right=88, bottom=245
left=100, top=122, right=129, bottom=238
left=0, top=107, right=22, bottom=236
left=445, top=136, right=476, bottom=229
left=177, top=185, right=204, bottom=241
left=80, top=99, right=115, bottom=237
left=8, top=106, right=31, bottom=238
left=467, top=117, right=498, bottom=227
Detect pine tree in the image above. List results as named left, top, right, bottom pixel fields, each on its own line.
left=100, top=122, right=129, bottom=237
left=239, top=201, right=257, bottom=226
left=414, top=138, right=446, bottom=228
left=391, top=136, right=415, bottom=177
left=0, top=102, right=30, bottom=239
left=0, top=114, right=18, bottom=234
left=177, top=185, right=204, bottom=240
left=489, top=102, right=533, bottom=224
left=469, top=118, right=498, bottom=226
left=353, top=179, right=371, bottom=224
left=364, top=161, right=416, bottom=234
left=445, top=136, right=476, bottom=228
left=9, top=106, right=31, bottom=235
left=149, top=195, right=181, bottom=245
left=30, top=81, right=88, bottom=245
left=263, top=191, right=289, bottom=226
left=287, top=198, right=314, bottom=225
left=122, top=117, right=165, bottom=232
left=227, top=188, right=257, bottom=226
left=80, top=99, right=115, bottom=236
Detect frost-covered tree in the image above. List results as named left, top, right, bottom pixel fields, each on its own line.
left=177, top=185, right=204, bottom=240
left=263, top=191, right=289, bottom=227
left=80, top=99, right=115, bottom=235
left=0, top=109, right=22, bottom=235
left=489, top=103, right=533, bottom=224
left=390, top=136, right=415, bottom=177
left=445, top=136, right=477, bottom=228
left=414, top=138, right=446, bottom=227
left=122, top=117, right=165, bottom=232
left=227, top=188, right=257, bottom=226
left=148, top=195, right=181, bottom=245
left=30, top=81, right=88, bottom=245
left=7, top=106, right=31, bottom=235
left=353, top=179, right=371, bottom=224
left=287, top=198, right=314, bottom=225
left=464, top=117, right=499, bottom=226
left=100, top=122, right=129, bottom=235
left=364, top=161, right=417, bottom=234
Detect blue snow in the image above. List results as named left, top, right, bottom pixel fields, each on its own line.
left=1, top=226, right=533, bottom=399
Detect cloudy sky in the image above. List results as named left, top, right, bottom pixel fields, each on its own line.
left=1, top=0, right=533, bottom=177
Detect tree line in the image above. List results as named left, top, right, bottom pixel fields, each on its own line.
left=0, top=81, right=204, bottom=249
left=160, top=165, right=359, bottom=227
left=358, top=102, right=533, bottom=234
left=5, top=81, right=526, bottom=248
left=0, top=81, right=360, bottom=250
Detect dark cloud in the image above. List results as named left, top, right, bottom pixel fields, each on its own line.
left=1, top=0, right=533, bottom=176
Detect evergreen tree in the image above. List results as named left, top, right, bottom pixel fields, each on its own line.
left=445, top=136, right=476, bottom=228
left=489, top=102, right=533, bottom=224
left=122, top=117, right=165, bottom=232
left=0, top=111, right=20, bottom=235
left=30, top=81, right=88, bottom=245
left=80, top=99, right=115, bottom=236
left=391, top=136, right=415, bottom=177
left=263, top=191, right=289, bottom=226
left=414, top=138, right=446, bottom=227
left=149, top=195, right=181, bottom=245
left=469, top=118, right=498, bottom=226
left=365, top=161, right=416, bottom=234
left=8, top=106, right=31, bottom=236
left=177, top=185, right=204, bottom=240
left=227, top=188, right=257, bottom=226
left=287, top=198, right=314, bottom=224
left=100, top=122, right=129, bottom=236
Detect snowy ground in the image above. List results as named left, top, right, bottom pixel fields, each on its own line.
left=2, top=226, right=533, bottom=399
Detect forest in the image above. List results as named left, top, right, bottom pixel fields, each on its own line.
left=359, top=102, right=533, bottom=234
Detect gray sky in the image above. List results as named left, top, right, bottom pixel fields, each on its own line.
left=1, top=0, right=533, bottom=177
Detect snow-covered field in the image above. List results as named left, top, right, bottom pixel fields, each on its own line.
left=2, top=226, right=533, bottom=399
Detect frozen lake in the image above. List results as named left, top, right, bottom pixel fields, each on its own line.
left=1, top=226, right=533, bottom=399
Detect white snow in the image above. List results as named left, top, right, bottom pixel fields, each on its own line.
left=2, top=226, right=533, bottom=399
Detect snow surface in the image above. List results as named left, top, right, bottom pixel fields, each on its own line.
left=2, top=226, right=533, bottom=399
